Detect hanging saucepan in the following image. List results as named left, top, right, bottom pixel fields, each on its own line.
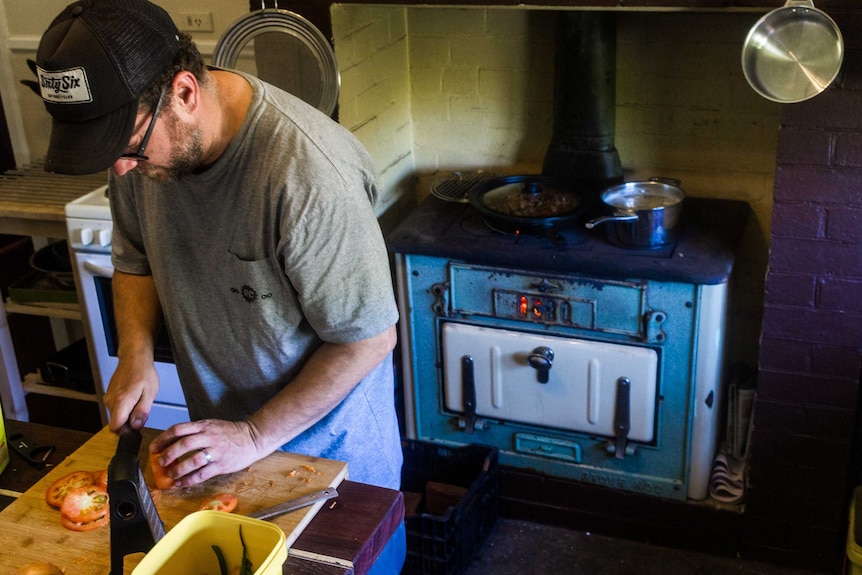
left=741, top=0, right=844, bottom=104
left=467, top=175, right=598, bottom=248
left=585, top=178, right=685, bottom=249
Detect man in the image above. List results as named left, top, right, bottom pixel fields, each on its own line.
left=33, top=0, right=403, bottom=492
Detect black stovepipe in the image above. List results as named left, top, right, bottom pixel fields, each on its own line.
left=542, top=11, right=624, bottom=191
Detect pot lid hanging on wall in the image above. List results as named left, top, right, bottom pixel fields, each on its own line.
left=213, top=5, right=340, bottom=116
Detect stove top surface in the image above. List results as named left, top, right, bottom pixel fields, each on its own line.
left=65, top=185, right=110, bottom=221
left=386, top=195, right=750, bottom=284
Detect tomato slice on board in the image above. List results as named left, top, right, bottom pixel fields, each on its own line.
left=198, top=492, right=238, bottom=513
left=93, top=468, right=109, bottom=490
left=60, top=511, right=110, bottom=532
left=60, top=484, right=110, bottom=524
left=45, top=470, right=95, bottom=508
left=149, top=451, right=175, bottom=490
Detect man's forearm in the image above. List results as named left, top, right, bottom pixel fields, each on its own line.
left=112, top=269, right=163, bottom=360
left=245, top=324, right=398, bottom=455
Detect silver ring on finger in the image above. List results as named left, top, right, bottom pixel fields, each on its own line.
left=202, top=449, right=213, bottom=464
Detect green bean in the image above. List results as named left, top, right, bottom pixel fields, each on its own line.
left=239, top=526, right=254, bottom=575
left=211, top=544, right=228, bottom=575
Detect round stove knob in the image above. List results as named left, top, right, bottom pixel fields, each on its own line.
left=80, top=227, right=94, bottom=246
left=97, top=228, right=112, bottom=247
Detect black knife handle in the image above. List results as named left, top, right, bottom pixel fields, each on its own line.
left=116, top=424, right=143, bottom=456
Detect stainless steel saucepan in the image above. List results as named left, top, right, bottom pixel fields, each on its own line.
left=741, top=0, right=844, bottom=103
left=585, top=178, right=685, bottom=249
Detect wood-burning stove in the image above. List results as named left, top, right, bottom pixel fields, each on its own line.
left=387, top=195, right=749, bottom=501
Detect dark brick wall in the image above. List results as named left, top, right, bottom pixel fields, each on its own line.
left=748, top=9, right=862, bottom=567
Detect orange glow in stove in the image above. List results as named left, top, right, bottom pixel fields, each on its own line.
left=519, top=296, right=545, bottom=319
left=533, top=299, right=543, bottom=319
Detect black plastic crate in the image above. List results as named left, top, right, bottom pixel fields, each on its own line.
left=401, top=440, right=498, bottom=575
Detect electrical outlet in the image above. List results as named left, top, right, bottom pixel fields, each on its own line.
left=178, top=12, right=213, bottom=32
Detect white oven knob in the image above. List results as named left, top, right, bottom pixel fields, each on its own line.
left=97, top=228, right=112, bottom=247
left=80, top=227, right=94, bottom=246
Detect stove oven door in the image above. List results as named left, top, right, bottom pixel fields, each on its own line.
left=442, top=322, right=658, bottom=443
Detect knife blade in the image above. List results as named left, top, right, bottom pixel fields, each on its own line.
left=246, top=487, right=339, bottom=521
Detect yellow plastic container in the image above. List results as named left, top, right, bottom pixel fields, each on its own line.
left=847, top=487, right=862, bottom=575
left=132, top=511, right=287, bottom=575
left=0, top=403, right=8, bottom=476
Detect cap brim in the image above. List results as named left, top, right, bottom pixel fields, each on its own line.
left=43, top=99, right=138, bottom=175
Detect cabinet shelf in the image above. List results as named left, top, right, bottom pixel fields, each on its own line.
left=4, top=299, right=82, bottom=321
left=22, top=372, right=97, bottom=403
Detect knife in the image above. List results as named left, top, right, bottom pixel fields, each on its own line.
left=109, top=425, right=166, bottom=575
left=247, top=487, right=339, bottom=521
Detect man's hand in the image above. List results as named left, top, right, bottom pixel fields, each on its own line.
left=104, top=355, right=160, bottom=431
left=148, top=419, right=261, bottom=488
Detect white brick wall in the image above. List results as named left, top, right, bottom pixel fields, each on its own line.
left=407, top=8, right=556, bottom=181
left=332, top=5, right=413, bottom=225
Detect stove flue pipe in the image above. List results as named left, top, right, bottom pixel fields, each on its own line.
left=542, top=12, right=623, bottom=191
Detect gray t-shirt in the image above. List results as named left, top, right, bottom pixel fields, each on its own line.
left=108, top=72, right=402, bottom=489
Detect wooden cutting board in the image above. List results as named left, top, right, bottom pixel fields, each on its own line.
left=0, top=425, right=347, bottom=574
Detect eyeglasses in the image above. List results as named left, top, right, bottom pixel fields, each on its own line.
left=119, top=85, right=167, bottom=162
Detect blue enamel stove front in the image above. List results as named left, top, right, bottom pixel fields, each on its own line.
left=387, top=196, right=749, bottom=502
left=396, top=254, right=728, bottom=500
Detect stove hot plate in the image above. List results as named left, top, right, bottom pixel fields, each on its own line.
left=450, top=207, right=678, bottom=258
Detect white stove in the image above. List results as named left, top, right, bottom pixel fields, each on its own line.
left=65, top=186, right=189, bottom=429
left=66, top=185, right=112, bottom=254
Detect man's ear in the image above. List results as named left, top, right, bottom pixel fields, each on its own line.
left=169, top=71, right=201, bottom=117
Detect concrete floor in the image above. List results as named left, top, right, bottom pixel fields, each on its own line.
left=462, top=519, right=832, bottom=575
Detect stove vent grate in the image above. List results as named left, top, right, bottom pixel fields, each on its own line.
left=430, top=170, right=500, bottom=203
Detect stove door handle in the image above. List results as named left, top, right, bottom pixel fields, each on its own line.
left=83, top=260, right=115, bottom=278
left=528, top=347, right=554, bottom=383
left=614, top=377, right=632, bottom=460
left=461, top=355, right=478, bottom=434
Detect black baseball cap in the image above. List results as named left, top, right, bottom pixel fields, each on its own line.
left=35, top=0, right=180, bottom=175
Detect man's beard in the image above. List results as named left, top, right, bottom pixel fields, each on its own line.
left=134, top=112, right=205, bottom=183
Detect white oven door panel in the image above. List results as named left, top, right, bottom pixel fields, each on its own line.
left=147, top=403, right=192, bottom=430
left=442, top=323, right=658, bottom=442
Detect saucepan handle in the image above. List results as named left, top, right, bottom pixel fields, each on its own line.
left=649, top=176, right=682, bottom=187
left=585, top=212, right=638, bottom=229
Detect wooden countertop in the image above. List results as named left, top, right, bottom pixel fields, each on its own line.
left=0, top=162, right=108, bottom=237
left=0, top=421, right=403, bottom=575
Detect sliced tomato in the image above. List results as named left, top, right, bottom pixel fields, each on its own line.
left=93, top=468, right=109, bottom=490
left=60, top=511, right=109, bottom=532
left=60, top=484, right=110, bottom=524
left=198, top=492, right=238, bottom=513
left=149, top=451, right=175, bottom=490
left=45, top=470, right=95, bottom=508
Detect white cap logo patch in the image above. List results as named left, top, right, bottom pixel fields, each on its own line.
left=37, top=66, right=92, bottom=104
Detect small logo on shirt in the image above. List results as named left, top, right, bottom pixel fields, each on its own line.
left=231, top=284, right=272, bottom=303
